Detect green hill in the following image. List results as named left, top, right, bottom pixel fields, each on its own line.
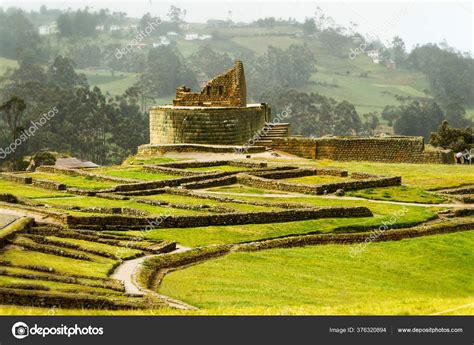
left=0, top=24, right=452, bottom=118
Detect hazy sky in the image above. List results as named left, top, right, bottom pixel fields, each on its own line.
left=1, top=0, right=472, bottom=53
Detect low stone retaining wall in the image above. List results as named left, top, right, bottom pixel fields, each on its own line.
left=271, top=136, right=454, bottom=164
left=0, top=268, right=124, bottom=292
left=138, top=143, right=265, bottom=155
left=164, top=188, right=315, bottom=210
left=32, top=179, right=66, bottom=190
left=181, top=175, right=238, bottom=189
left=13, top=236, right=92, bottom=261
left=37, top=166, right=137, bottom=183
left=139, top=245, right=232, bottom=289
left=133, top=197, right=235, bottom=214
left=237, top=173, right=401, bottom=195
left=0, top=287, right=147, bottom=310
left=0, top=218, right=34, bottom=248
left=113, top=172, right=234, bottom=192
left=155, top=160, right=267, bottom=169
left=439, top=186, right=474, bottom=195
left=234, top=218, right=474, bottom=251
left=65, top=206, right=372, bottom=230
left=0, top=173, right=32, bottom=184
left=0, top=202, right=67, bottom=223
left=249, top=167, right=347, bottom=180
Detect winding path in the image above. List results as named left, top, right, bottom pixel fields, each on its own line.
left=110, top=244, right=192, bottom=295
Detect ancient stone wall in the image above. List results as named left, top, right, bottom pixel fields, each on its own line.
left=173, top=61, right=246, bottom=107
left=65, top=207, right=372, bottom=230
left=271, top=136, right=454, bottom=164
left=236, top=173, right=401, bottom=195
left=149, top=104, right=269, bottom=145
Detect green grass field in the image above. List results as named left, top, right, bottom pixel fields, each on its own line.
left=128, top=201, right=436, bottom=247
left=0, top=246, right=114, bottom=278
left=284, top=175, right=348, bottom=184
left=0, top=179, right=72, bottom=199
left=187, top=165, right=248, bottom=172
left=34, top=195, right=206, bottom=216
left=94, top=166, right=179, bottom=181
left=261, top=159, right=474, bottom=190
left=346, top=186, right=446, bottom=204
left=159, top=230, right=474, bottom=315
left=20, top=172, right=118, bottom=190
left=141, top=193, right=280, bottom=213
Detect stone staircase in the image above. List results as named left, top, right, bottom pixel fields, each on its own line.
left=254, top=122, right=290, bottom=147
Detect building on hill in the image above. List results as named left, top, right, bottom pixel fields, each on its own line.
left=384, top=59, right=396, bottom=70
left=367, top=49, right=380, bottom=64
left=145, top=61, right=270, bottom=146
left=185, top=33, right=199, bottom=40
left=38, top=23, right=58, bottom=35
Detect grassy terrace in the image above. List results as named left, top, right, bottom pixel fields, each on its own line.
left=123, top=156, right=188, bottom=165
left=295, top=159, right=474, bottom=190
left=208, top=185, right=286, bottom=195
left=19, top=172, right=118, bottom=190
left=45, top=236, right=143, bottom=260
left=159, top=230, right=474, bottom=315
left=347, top=186, right=446, bottom=204
left=34, top=196, right=206, bottom=216
left=187, top=165, right=249, bottom=172
left=0, top=179, right=71, bottom=199
left=94, top=166, right=179, bottom=181
left=283, top=175, right=349, bottom=184
left=0, top=246, right=115, bottom=278
left=140, top=194, right=281, bottom=212
left=0, top=275, right=121, bottom=295
left=121, top=199, right=436, bottom=247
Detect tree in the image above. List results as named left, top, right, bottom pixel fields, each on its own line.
left=393, top=100, right=444, bottom=140
left=429, top=120, right=472, bottom=152
left=248, top=44, right=316, bottom=99
left=302, top=18, right=317, bottom=35
left=443, top=102, right=472, bottom=128
left=391, top=36, right=406, bottom=66
left=0, top=96, right=26, bottom=144
left=136, top=46, right=198, bottom=104
left=167, top=5, right=186, bottom=23
left=0, top=10, right=40, bottom=59
left=189, top=46, right=233, bottom=78
left=259, top=87, right=362, bottom=137
left=407, top=44, right=474, bottom=105
left=57, top=12, right=74, bottom=37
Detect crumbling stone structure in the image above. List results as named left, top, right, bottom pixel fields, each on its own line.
left=174, top=61, right=246, bottom=107
left=148, top=61, right=269, bottom=146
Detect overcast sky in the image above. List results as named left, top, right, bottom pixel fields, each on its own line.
left=1, top=0, right=472, bottom=53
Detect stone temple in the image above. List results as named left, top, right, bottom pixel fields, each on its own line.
left=148, top=61, right=270, bottom=146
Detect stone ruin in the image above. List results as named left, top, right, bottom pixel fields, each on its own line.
left=146, top=60, right=270, bottom=146
left=173, top=60, right=246, bottom=107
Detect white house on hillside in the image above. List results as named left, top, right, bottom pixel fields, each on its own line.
left=199, top=34, right=212, bottom=40
left=185, top=33, right=199, bottom=41
left=38, top=23, right=58, bottom=35
left=366, top=49, right=380, bottom=64
left=153, top=36, right=171, bottom=47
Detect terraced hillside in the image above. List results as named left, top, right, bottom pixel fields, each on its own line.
left=0, top=154, right=472, bottom=315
